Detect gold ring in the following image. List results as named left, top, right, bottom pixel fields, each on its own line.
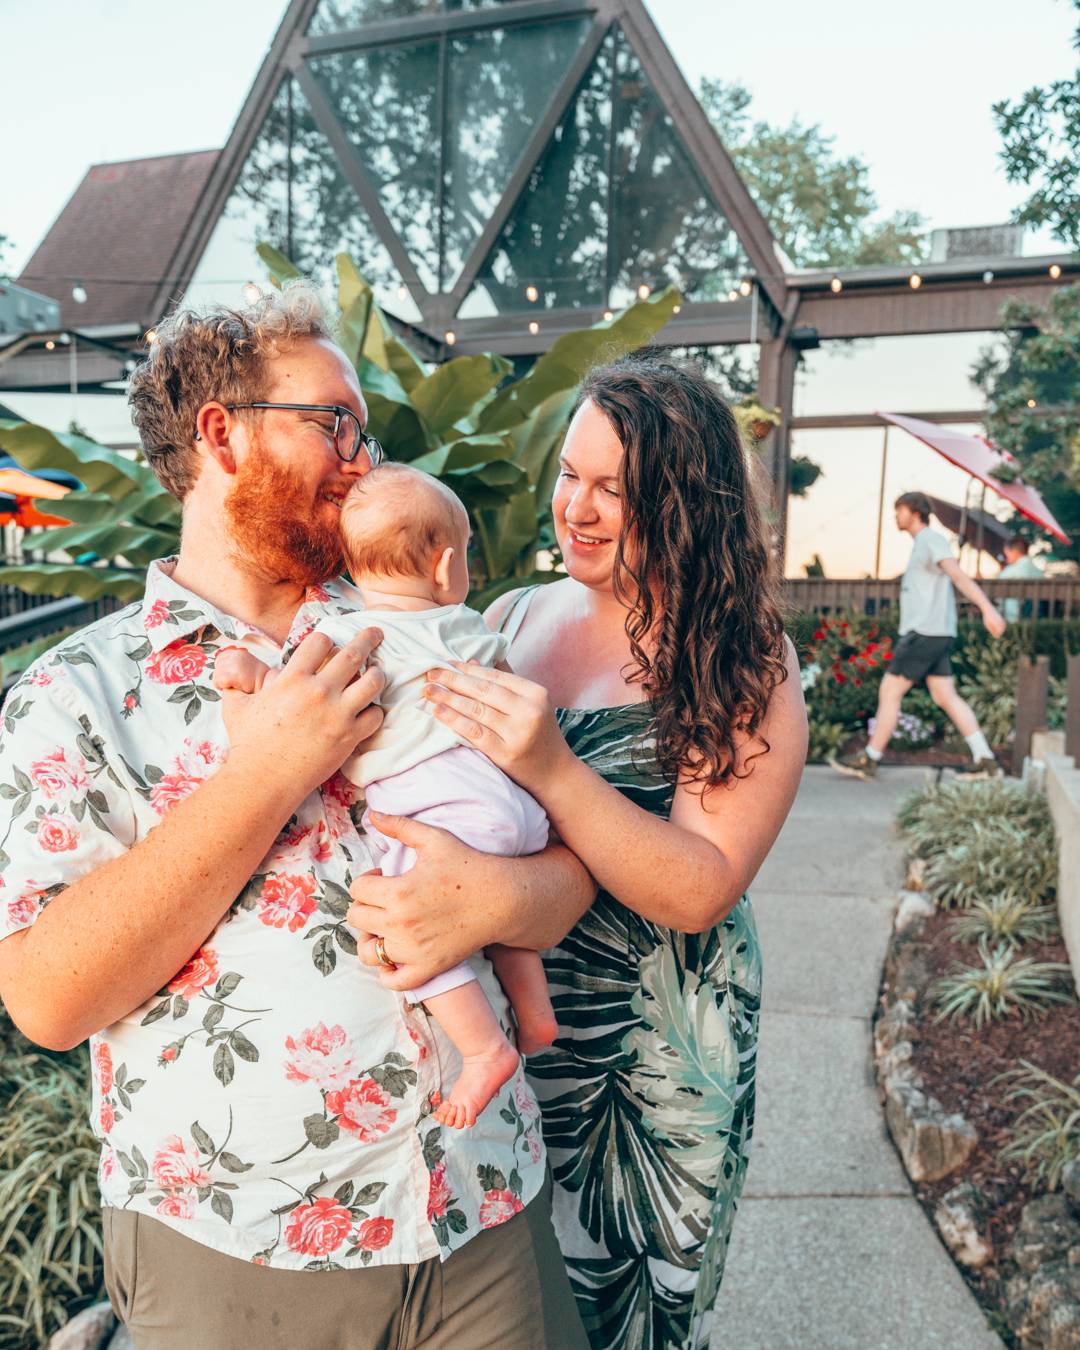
left=374, top=936, right=396, bottom=970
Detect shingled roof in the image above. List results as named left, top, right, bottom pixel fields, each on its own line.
left=17, top=150, right=220, bottom=331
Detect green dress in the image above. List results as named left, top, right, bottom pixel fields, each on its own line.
left=500, top=594, right=763, bottom=1349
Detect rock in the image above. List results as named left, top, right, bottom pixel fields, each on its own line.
left=1064, top=1160, right=1080, bottom=1220
left=883, top=930, right=933, bottom=1005
left=1008, top=1195, right=1080, bottom=1348
left=48, top=1304, right=116, bottom=1350
left=905, top=856, right=928, bottom=891
left=935, top=1182, right=993, bottom=1269
left=873, top=998, right=915, bottom=1058
left=895, top=888, right=935, bottom=932
left=884, top=1078, right=977, bottom=1182
left=1012, top=1195, right=1080, bottom=1275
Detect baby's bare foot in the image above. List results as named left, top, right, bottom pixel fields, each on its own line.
left=433, top=1041, right=519, bottom=1130
left=516, top=1011, right=558, bottom=1057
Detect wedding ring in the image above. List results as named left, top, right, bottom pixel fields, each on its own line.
left=374, top=936, right=396, bottom=970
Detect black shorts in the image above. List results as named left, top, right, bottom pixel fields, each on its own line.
left=891, top=632, right=953, bottom=682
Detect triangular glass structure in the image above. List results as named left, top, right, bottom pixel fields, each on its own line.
left=308, top=0, right=503, bottom=34
left=462, top=25, right=749, bottom=316
left=185, top=77, right=421, bottom=322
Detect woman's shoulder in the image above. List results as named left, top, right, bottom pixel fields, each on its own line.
left=483, top=578, right=570, bottom=633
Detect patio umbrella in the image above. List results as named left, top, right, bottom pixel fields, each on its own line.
left=0, top=455, right=75, bottom=528
left=925, top=494, right=1011, bottom=558
left=879, top=412, right=1070, bottom=544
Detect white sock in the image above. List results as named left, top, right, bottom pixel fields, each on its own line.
left=865, top=745, right=883, bottom=761
left=965, top=731, right=992, bottom=761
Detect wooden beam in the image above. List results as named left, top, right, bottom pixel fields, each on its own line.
left=1066, top=653, right=1080, bottom=764
left=1013, top=654, right=1050, bottom=777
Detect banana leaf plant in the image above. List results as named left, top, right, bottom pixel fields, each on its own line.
left=0, top=249, right=681, bottom=628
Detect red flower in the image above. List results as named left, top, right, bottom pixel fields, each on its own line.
left=478, top=1188, right=524, bottom=1229
left=258, top=874, right=318, bottom=933
left=100, top=1101, right=115, bottom=1134
left=167, top=946, right=219, bottom=999
left=145, top=640, right=206, bottom=686
left=123, top=693, right=139, bottom=712
left=356, top=1216, right=394, bottom=1252
left=159, top=1043, right=179, bottom=1065
left=325, top=1077, right=396, bottom=1143
left=144, top=600, right=169, bottom=630
left=834, top=673, right=847, bottom=684
left=37, top=813, right=78, bottom=853
left=427, top=1163, right=453, bottom=1221
left=94, top=1041, right=114, bottom=1095
left=883, top=652, right=892, bottom=661
left=813, top=629, right=826, bottom=641
left=284, top=1197, right=352, bottom=1256
left=156, top=1192, right=196, bottom=1220
left=854, top=678, right=863, bottom=686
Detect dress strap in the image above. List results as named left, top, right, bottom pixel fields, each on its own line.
left=496, top=585, right=541, bottom=645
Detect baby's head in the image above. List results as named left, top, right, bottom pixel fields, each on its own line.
left=339, top=462, right=471, bottom=604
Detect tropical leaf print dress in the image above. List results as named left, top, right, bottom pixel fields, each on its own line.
left=504, top=595, right=763, bottom=1349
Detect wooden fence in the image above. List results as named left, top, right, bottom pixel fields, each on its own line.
left=785, top=577, right=1080, bottom=621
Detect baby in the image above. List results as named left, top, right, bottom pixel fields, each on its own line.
left=217, top=463, right=557, bottom=1129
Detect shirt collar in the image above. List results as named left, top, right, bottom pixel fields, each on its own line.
left=140, top=559, right=362, bottom=652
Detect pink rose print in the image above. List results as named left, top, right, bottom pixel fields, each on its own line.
left=150, top=739, right=226, bottom=816
left=145, top=640, right=207, bottom=685
left=526, top=1132, right=543, bottom=1164
left=283, top=1022, right=357, bottom=1091
left=479, top=1188, right=524, bottom=1229
left=167, top=947, right=220, bottom=1000
left=94, top=1041, right=114, bottom=1095
left=259, top=874, right=318, bottom=933
left=325, top=1077, right=396, bottom=1143
left=427, top=1163, right=453, bottom=1222
left=29, top=748, right=87, bottom=800
left=152, top=1135, right=211, bottom=1193
left=407, top=1023, right=429, bottom=1062
left=156, top=1192, right=197, bottom=1220
left=6, top=892, right=41, bottom=929
left=251, top=1255, right=268, bottom=1266
left=514, top=1078, right=540, bottom=1122
left=356, top=1216, right=394, bottom=1252
left=144, top=599, right=169, bottom=630
left=150, top=769, right=203, bottom=815
left=273, top=821, right=331, bottom=869
left=100, top=1101, right=116, bottom=1134
left=305, top=584, right=332, bottom=604
left=37, top=813, right=78, bottom=853
left=284, top=1197, right=353, bottom=1257
left=100, top=1148, right=116, bottom=1185
left=28, top=669, right=53, bottom=687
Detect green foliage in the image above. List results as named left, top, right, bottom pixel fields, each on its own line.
left=799, top=614, right=894, bottom=733
left=924, top=821, right=1057, bottom=909
left=0, top=1015, right=102, bottom=1347
left=699, top=79, right=925, bottom=268
left=972, top=283, right=1080, bottom=563
left=0, top=250, right=680, bottom=611
left=993, top=0, right=1080, bottom=249
left=805, top=716, right=845, bottom=764
left=897, top=775, right=1054, bottom=858
left=950, top=896, right=1059, bottom=948
left=932, top=940, right=1074, bottom=1027
left=997, top=1060, right=1080, bottom=1192
left=957, top=626, right=1023, bottom=746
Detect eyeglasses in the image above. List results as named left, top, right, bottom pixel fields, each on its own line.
left=220, top=402, right=384, bottom=466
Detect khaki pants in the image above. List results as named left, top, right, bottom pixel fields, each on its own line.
left=103, top=1177, right=586, bottom=1350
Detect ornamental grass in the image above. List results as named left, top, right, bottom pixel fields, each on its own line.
left=932, top=941, right=1074, bottom=1029
left=996, top=1060, right=1080, bottom=1192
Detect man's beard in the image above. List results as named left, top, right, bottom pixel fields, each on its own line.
left=224, top=448, right=344, bottom=587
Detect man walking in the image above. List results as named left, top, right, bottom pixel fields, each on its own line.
left=0, top=286, right=589, bottom=1347
left=833, top=491, right=1006, bottom=780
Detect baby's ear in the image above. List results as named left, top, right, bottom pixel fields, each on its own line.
left=433, top=546, right=456, bottom=592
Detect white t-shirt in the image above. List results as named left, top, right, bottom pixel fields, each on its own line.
left=314, top=604, right=508, bottom=787
left=899, top=527, right=957, bottom=637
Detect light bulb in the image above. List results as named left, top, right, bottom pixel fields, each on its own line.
left=982, top=270, right=994, bottom=284
left=1049, top=263, right=1062, bottom=280
left=727, top=290, right=737, bottom=302
left=145, top=329, right=158, bottom=344
left=909, top=274, right=922, bottom=289
left=528, top=320, right=539, bottom=335
left=673, top=304, right=682, bottom=314
left=603, top=310, right=614, bottom=322
left=637, top=283, right=651, bottom=300
left=525, top=285, right=539, bottom=303
left=397, top=284, right=408, bottom=300
left=739, top=279, right=752, bottom=297
left=830, top=277, right=842, bottom=293
left=444, top=330, right=456, bottom=346
left=71, top=282, right=87, bottom=304
left=45, top=339, right=55, bottom=350
left=1026, top=398, right=1037, bottom=408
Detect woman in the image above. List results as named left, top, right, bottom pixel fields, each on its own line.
left=420, top=351, right=807, bottom=1348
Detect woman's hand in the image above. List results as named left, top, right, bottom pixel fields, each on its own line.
left=422, top=663, right=571, bottom=794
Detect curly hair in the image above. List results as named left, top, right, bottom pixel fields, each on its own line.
left=578, top=349, right=787, bottom=791
left=126, top=282, right=332, bottom=499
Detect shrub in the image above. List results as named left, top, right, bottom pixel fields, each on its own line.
left=923, top=820, right=1057, bottom=908
left=950, top=896, right=1059, bottom=947
left=800, top=615, right=893, bottom=733
left=933, top=942, right=1074, bottom=1027
left=997, top=1061, right=1080, bottom=1192
left=806, top=716, right=846, bottom=763
left=897, top=777, right=1054, bottom=860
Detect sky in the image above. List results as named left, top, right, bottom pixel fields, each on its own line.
left=2, top=0, right=1075, bottom=577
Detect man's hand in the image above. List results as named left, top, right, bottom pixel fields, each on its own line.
left=982, top=605, right=1006, bottom=639
left=220, top=630, right=386, bottom=796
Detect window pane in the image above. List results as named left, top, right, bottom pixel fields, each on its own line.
left=308, top=0, right=440, bottom=33
left=608, top=32, right=746, bottom=307
left=462, top=32, right=614, bottom=316
left=443, top=17, right=592, bottom=288
left=309, top=42, right=441, bottom=292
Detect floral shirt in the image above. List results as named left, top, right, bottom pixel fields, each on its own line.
left=0, top=560, right=545, bottom=1270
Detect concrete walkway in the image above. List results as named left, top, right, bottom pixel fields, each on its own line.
left=712, top=765, right=1002, bottom=1350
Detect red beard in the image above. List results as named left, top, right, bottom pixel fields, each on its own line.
left=224, top=450, right=344, bottom=587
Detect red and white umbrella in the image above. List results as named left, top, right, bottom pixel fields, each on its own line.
left=879, top=412, right=1070, bottom=545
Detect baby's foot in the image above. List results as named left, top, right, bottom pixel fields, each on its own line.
left=433, top=1040, right=519, bottom=1130
left=516, top=1010, right=558, bottom=1057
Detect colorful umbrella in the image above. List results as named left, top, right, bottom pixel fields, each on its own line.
left=878, top=412, right=1070, bottom=545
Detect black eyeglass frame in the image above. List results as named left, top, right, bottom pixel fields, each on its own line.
left=220, top=402, right=384, bottom=466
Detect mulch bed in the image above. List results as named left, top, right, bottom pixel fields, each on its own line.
left=904, top=906, right=1080, bottom=1338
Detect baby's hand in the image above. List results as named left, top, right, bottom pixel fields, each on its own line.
left=213, top=646, right=278, bottom=695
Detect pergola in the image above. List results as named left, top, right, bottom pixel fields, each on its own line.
left=3, top=0, right=1076, bottom=552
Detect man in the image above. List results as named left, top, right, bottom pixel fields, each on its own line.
left=0, top=286, right=590, bottom=1347
left=998, top=534, right=1044, bottom=622
left=833, top=490, right=1006, bottom=780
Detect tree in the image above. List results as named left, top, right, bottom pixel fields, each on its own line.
left=994, top=0, right=1080, bottom=249
left=699, top=79, right=926, bottom=269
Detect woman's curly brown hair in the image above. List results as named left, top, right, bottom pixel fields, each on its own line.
left=579, top=349, right=787, bottom=791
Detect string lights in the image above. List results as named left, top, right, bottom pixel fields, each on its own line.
left=830, top=277, right=842, bottom=293
left=525, top=285, right=539, bottom=303
left=528, top=320, right=539, bottom=335
left=738, top=279, right=752, bottom=297
left=637, top=283, right=651, bottom=299
left=603, top=309, right=614, bottom=321
left=444, top=330, right=456, bottom=346
left=909, top=274, right=922, bottom=289
left=1049, top=263, right=1062, bottom=279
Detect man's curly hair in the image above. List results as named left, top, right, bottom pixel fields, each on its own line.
left=126, top=283, right=332, bottom=500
